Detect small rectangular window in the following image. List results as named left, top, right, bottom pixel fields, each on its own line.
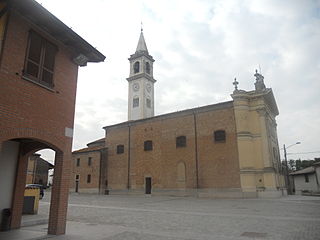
left=88, top=157, right=92, bottom=166
left=117, top=145, right=124, bottom=154
left=214, top=130, right=226, bottom=142
left=146, top=98, right=151, bottom=108
left=133, top=98, right=139, bottom=108
left=144, top=140, right=153, bottom=151
left=176, top=136, right=186, bottom=148
left=87, top=174, right=91, bottom=183
left=76, top=158, right=80, bottom=167
left=305, top=174, right=309, bottom=183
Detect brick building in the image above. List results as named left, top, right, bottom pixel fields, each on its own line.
left=72, top=32, right=285, bottom=198
left=70, top=138, right=107, bottom=193
left=26, top=153, right=54, bottom=187
left=0, top=0, right=104, bottom=235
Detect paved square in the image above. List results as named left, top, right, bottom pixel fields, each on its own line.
left=6, top=193, right=320, bottom=240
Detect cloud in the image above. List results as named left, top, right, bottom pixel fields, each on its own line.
left=36, top=0, right=320, bottom=160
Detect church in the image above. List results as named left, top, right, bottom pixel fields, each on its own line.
left=70, top=30, right=286, bottom=198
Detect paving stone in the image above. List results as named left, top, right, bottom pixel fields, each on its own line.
left=2, top=193, right=319, bottom=240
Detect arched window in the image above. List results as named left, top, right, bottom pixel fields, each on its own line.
left=144, top=140, right=153, bottom=151
left=134, top=61, right=140, bottom=73
left=214, top=130, right=226, bottom=142
left=146, top=62, right=150, bottom=74
left=176, top=136, right=186, bottom=148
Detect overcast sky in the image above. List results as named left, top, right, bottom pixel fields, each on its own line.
left=36, top=0, right=320, bottom=162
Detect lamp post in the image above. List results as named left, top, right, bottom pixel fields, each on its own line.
left=283, top=142, right=301, bottom=195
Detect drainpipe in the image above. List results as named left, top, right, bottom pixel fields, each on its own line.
left=193, top=112, right=199, bottom=189
left=127, top=124, right=131, bottom=190
left=314, top=167, right=319, bottom=192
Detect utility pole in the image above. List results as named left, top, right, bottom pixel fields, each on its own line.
left=283, top=142, right=301, bottom=195
left=283, top=144, right=291, bottom=194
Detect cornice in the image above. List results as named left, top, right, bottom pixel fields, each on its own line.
left=127, top=73, right=157, bottom=83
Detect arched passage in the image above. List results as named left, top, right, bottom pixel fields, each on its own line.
left=0, top=137, right=71, bottom=235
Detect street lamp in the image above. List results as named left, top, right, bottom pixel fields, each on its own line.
left=283, top=142, right=301, bottom=195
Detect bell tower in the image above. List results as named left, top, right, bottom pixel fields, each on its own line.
left=127, top=29, right=156, bottom=120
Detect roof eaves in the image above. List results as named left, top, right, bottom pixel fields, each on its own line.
left=10, top=0, right=105, bottom=64
left=290, top=167, right=315, bottom=175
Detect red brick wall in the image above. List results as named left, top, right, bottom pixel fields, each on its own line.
left=0, top=11, right=78, bottom=151
left=0, top=10, right=79, bottom=233
left=106, top=103, right=241, bottom=192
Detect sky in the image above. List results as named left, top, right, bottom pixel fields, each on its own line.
left=35, top=0, right=320, bottom=163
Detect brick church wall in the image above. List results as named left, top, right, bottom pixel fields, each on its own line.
left=105, top=101, right=241, bottom=194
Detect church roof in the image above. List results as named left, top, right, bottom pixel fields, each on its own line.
left=136, top=31, right=148, bottom=54
left=103, top=101, right=234, bottom=130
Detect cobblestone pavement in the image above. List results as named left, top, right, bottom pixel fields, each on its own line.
left=10, top=192, right=320, bottom=239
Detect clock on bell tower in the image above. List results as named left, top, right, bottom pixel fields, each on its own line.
left=127, top=29, right=156, bottom=120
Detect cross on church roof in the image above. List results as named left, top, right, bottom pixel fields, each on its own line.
left=233, top=78, right=239, bottom=90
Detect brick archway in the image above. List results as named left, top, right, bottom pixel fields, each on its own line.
left=0, top=136, right=71, bottom=235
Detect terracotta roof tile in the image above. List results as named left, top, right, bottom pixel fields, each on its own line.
left=87, top=138, right=105, bottom=145
left=72, top=146, right=106, bottom=154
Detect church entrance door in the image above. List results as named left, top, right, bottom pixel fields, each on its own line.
left=145, top=177, right=152, bottom=194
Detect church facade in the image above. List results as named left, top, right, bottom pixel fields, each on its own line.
left=71, top=31, right=285, bottom=198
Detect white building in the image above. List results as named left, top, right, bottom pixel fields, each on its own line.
left=290, top=162, right=320, bottom=195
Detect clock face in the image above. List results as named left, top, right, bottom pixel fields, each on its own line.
left=133, top=83, right=140, bottom=91
left=146, top=83, right=151, bottom=93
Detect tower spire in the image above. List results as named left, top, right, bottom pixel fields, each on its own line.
left=136, top=29, right=148, bottom=54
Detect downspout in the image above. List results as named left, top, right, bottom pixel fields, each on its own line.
left=314, top=167, right=320, bottom=192
left=193, top=111, right=199, bottom=189
left=98, top=150, right=102, bottom=193
left=127, top=124, right=131, bottom=189
left=100, top=128, right=108, bottom=194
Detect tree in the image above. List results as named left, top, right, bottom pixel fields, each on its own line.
left=283, top=158, right=320, bottom=172
left=293, top=158, right=320, bottom=171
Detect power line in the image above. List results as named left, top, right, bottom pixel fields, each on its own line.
left=287, top=151, right=320, bottom=155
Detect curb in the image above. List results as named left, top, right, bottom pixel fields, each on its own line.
left=21, top=219, right=48, bottom=227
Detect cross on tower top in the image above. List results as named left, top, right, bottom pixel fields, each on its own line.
left=233, top=77, right=239, bottom=90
